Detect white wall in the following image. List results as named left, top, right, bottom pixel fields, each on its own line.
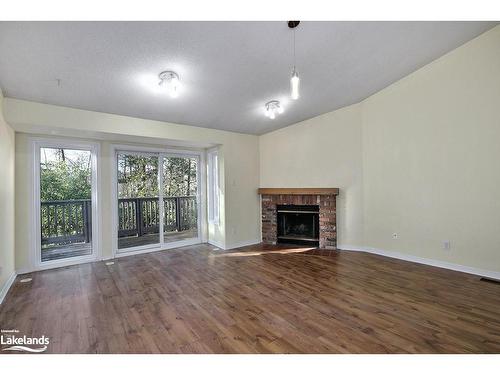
left=260, top=25, right=500, bottom=274
left=361, top=25, right=500, bottom=272
left=6, top=100, right=260, bottom=272
left=260, top=104, right=364, bottom=247
left=0, top=90, right=16, bottom=301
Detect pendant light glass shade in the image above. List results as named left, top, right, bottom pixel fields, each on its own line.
left=290, top=68, right=300, bottom=100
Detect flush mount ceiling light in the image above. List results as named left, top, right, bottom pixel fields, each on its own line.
left=265, top=100, right=284, bottom=120
left=288, top=21, right=300, bottom=100
left=158, top=71, right=180, bottom=98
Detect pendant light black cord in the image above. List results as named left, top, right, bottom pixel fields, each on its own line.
left=293, top=27, right=296, bottom=70
left=288, top=21, right=300, bottom=70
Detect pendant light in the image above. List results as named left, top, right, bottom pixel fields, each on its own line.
left=289, top=21, right=300, bottom=100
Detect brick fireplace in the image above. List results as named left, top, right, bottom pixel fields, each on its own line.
left=258, top=188, right=339, bottom=249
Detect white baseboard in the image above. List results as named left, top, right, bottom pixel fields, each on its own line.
left=224, top=239, right=261, bottom=251
left=338, top=245, right=500, bottom=280
left=208, top=239, right=261, bottom=251
left=0, top=272, right=17, bottom=305
left=207, top=239, right=225, bottom=250
left=16, top=267, right=34, bottom=275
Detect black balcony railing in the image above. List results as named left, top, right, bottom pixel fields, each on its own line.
left=117, top=196, right=197, bottom=238
left=41, top=199, right=92, bottom=247
left=40, top=196, right=197, bottom=247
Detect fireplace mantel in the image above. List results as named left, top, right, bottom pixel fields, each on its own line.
left=257, top=188, right=339, bottom=196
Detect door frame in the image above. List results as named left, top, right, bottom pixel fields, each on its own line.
left=30, top=137, right=101, bottom=271
left=110, top=144, right=206, bottom=258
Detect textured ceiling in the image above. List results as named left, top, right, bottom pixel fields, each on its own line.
left=0, top=21, right=496, bottom=135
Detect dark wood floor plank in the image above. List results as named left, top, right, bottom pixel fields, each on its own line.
left=1, top=243, right=500, bottom=353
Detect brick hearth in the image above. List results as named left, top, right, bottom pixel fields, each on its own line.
left=259, top=191, right=338, bottom=249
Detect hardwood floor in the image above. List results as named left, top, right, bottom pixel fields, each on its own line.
left=1, top=243, right=500, bottom=353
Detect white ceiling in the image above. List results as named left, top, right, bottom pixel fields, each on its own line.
left=0, top=21, right=496, bottom=135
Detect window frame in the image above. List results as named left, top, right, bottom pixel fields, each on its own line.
left=30, top=137, right=101, bottom=271
left=110, top=144, right=206, bottom=258
left=207, top=149, right=220, bottom=225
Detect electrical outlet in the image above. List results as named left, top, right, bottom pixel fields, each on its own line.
left=443, top=240, right=451, bottom=250
left=392, top=233, right=398, bottom=240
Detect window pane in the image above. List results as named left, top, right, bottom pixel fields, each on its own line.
left=117, top=153, right=160, bottom=250
left=162, top=156, right=198, bottom=243
left=40, top=147, right=93, bottom=262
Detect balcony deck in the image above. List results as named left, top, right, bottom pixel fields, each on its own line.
left=118, top=229, right=198, bottom=249
left=41, top=229, right=198, bottom=262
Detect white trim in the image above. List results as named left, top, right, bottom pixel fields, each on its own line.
left=221, top=239, right=261, bottom=251
left=115, top=242, right=161, bottom=254
left=207, top=148, right=220, bottom=226
left=16, top=267, right=33, bottom=275
left=199, top=151, right=208, bottom=243
left=110, top=146, right=119, bottom=259
left=114, top=238, right=202, bottom=259
left=158, top=154, right=165, bottom=248
left=29, top=137, right=101, bottom=272
left=207, top=239, right=225, bottom=250
left=110, top=144, right=206, bottom=258
left=207, top=239, right=261, bottom=251
left=338, top=245, right=500, bottom=280
left=32, top=255, right=102, bottom=272
left=0, top=272, right=17, bottom=305
left=112, top=143, right=204, bottom=155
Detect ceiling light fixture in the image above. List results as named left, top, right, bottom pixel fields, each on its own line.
left=159, top=71, right=180, bottom=98
left=265, top=100, right=284, bottom=120
left=288, top=21, right=300, bottom=100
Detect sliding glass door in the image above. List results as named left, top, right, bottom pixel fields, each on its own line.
left=115, top=149, right=201, bottom=254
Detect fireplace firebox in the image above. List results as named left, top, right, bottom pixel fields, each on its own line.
left=277, top=204, right=319, bottom=246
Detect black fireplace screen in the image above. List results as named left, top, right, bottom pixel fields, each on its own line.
left=277, top=205, right=319, bottom=245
